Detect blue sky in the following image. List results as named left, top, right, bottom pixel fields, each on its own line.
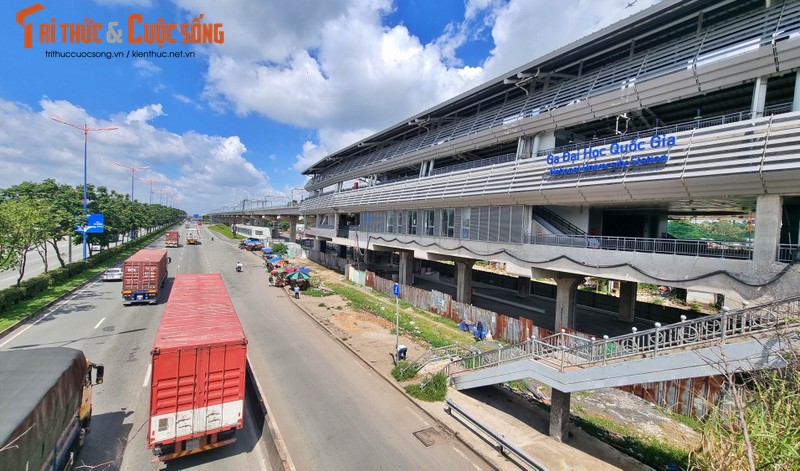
left=0, top=0, right=657, bottom=214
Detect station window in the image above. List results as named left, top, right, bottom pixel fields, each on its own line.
left=441, top=209, right=455, bottom=237
left=406, top=211, right=417, bottom=235
left=461, top=208, right=471, bottom=239
left=423, top=210, right=435, bottom=236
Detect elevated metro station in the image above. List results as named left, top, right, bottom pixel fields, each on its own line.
left=208, top=0, right=800, bottom=443
left=297, top=0, right=800, bottom=328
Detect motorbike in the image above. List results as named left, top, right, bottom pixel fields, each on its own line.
left=236, top=263, right=243, bottom=272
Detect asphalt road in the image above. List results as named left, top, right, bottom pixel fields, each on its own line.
left=0, top=227, right=269, bottom=471
left=1, top=225, right=489, bottom=471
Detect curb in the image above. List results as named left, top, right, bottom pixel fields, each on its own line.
left=284, top=285, right=502, bottom=471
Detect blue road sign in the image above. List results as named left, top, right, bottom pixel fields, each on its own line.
left=85, top=213, right=105, bottom=233
left=393, top=283, right=400, bottom=297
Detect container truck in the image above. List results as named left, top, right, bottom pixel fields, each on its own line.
left=0, top=348, right=104, bottom=471
left=185, top=228, right=199, bottom=245
left=148, top=273, right=248, bottom=462
left=122, top=248, right=169, bottom=305
left=165, top=230, right=180, bottom=248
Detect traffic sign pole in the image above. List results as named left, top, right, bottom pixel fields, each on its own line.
left=393, top=283, right=400, bottom=352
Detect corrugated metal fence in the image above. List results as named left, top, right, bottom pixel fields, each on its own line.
left=345, top=263, right=721, bottom=417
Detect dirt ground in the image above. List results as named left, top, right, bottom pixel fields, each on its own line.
left=282, top=255, right=701, bottom=470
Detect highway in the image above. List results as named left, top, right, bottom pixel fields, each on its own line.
left=0, top=225, right=490, bottom=470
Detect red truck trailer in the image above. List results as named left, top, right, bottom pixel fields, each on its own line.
left=122, top=249, right=168, bottom=305
left=165, top=230, right=180, bottom=248
left=148, top=273, right=248, bottom=462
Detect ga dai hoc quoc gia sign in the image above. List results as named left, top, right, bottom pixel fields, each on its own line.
left=545, top=134, right=676, bottom=177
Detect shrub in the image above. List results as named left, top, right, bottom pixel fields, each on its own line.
left=405, top=372, right=448, bottom=402
left=47, top=267, right=70, bottom=284
left=272, top=242, right=288, bottom=256
left=391, top=361, right=418, bottom=381
left=0, top=286, right=27, bottom=311
left=20, top=274, right=50, bottom=296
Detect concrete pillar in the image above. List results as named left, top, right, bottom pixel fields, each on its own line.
left=289, top=216, right=298, bottom=242
left=313, top=239, right=321, bottom=251
left=753, top=194, right=781, bottom=268
left=399, top=250, right=415, bottom=286
left=455, top=260, right=475, bottom=303
left=517, top=276, right=531, bottom=298
left=751, top=76, right=768, bottom=118
left=793, top=70, right=800, bottom=112
left=554, top=274, right=583, bottom=331
left=618, top=281, right=637, bottom=323
left=549, top=389, right=571, bottom=441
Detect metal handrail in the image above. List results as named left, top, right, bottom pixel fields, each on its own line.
left=524, top=233, right=753, bottom=260
left=446, top=295, right=800, bottom=375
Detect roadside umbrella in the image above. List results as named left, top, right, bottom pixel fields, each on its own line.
left=299, top=267, right=311, bottom=274
left=271, top=268, right=284, bottom=275
left=268, top=257, right=283, bottom=263
left=289, top=271, right=310, bottom=281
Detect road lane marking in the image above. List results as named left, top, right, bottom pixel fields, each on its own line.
left=143, top=363, right=152, bottom=388
left=94, top=317, right=106, bottom=329
left=451, top=447, right=482, bottom=470
left=0, top=290, right=83, bottom=348
left=406, top=407, right=430, bottom=427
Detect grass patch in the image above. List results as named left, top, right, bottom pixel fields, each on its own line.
left=571, top=413, right=690, bottom=470
left=391, top=360, right=418, bottom=381
left=405, top=372, right=448, bottom=402
left=209, top=224, right=243, bottom=239
left=327, top=283, right=472, bottom=348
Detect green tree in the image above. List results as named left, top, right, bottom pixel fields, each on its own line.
left=0, top=197, right=49, bottom=284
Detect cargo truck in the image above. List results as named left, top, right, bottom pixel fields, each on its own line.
left=148, top=273, right=248, bottom=462
left=0, top=348, right=104, bottom=471
left=185, top=228, right=199, bottom=245
left=122, top=248, right=169, bottom=305
left=165, top=230, right=180, bottom=248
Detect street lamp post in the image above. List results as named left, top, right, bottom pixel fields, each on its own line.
left=116, top=162, right=150, bottom=240
left=115, top=161, right=150, bottom=202
left=51, top=117, right=118, bottom=261
left=139, top=177, right=161, bottom=204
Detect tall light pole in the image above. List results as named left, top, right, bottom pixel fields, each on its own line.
left=139, top=177, right=162, bottom=204
left=115, top=161, right=150, bottom=202
left=116, top=162, right=150, bottom=240
left=51, top=117, right=118, bottom=261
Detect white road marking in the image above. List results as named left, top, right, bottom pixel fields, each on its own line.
left=94, top=317, right=106, bottom=329
left=143, top=363, right=152, bottom=388
left=451, top=446, right=482, bottom=470
left=406, top=407, right=430, bottom=427
left=353, top=358, right=368, bottom=372
left=0, top=290, right=83, bottom=348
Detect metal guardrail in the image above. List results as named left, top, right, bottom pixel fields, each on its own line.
left=445, top=400, right=547, bottom=471
left=523, top=233, right=753, bottom=260
left=446, top=295, right=800, bottom=375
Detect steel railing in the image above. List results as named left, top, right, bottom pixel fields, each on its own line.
left=446, top=295, right=800, bottom=375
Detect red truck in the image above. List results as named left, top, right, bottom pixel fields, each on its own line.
left=148, top=273, right=248, bottom=462
left=122, top=249, right=169, bottom=305
left=165, top=230, right=180, bottom=248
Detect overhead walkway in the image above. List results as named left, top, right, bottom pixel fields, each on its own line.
left=447, top=294, right=799, bottom=392
left=445, top=295, right=799, bottom=439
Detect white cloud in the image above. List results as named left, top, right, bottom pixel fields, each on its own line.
left=177, top=0, right=656, bottom=173
left=133, top=59, right=162, bottom=77
left=125, top=104, right=165, bottom=123
left=0, top=98, right=278, bottom=213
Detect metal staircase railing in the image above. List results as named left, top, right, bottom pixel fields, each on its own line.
left=446, top=295, right=800, bottom=376
left=399, top=344, right=477, bottom=376
left=531, top=206, right=586, bottom=236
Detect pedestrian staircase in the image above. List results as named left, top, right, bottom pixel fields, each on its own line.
left=447, top=295, right=800, bottom=392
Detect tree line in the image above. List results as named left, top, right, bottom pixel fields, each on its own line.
left=0, top=179, right=185, bottom=285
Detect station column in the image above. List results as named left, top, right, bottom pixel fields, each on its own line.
left=399, top=250, right=415, bottom=286
left=554, top=273, right=584, bottom=331
left=753, top=194, right=781, bottom=268
left=455, top=259, right=475, bottom=303
left=618, top=281, right=637, bottom=323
